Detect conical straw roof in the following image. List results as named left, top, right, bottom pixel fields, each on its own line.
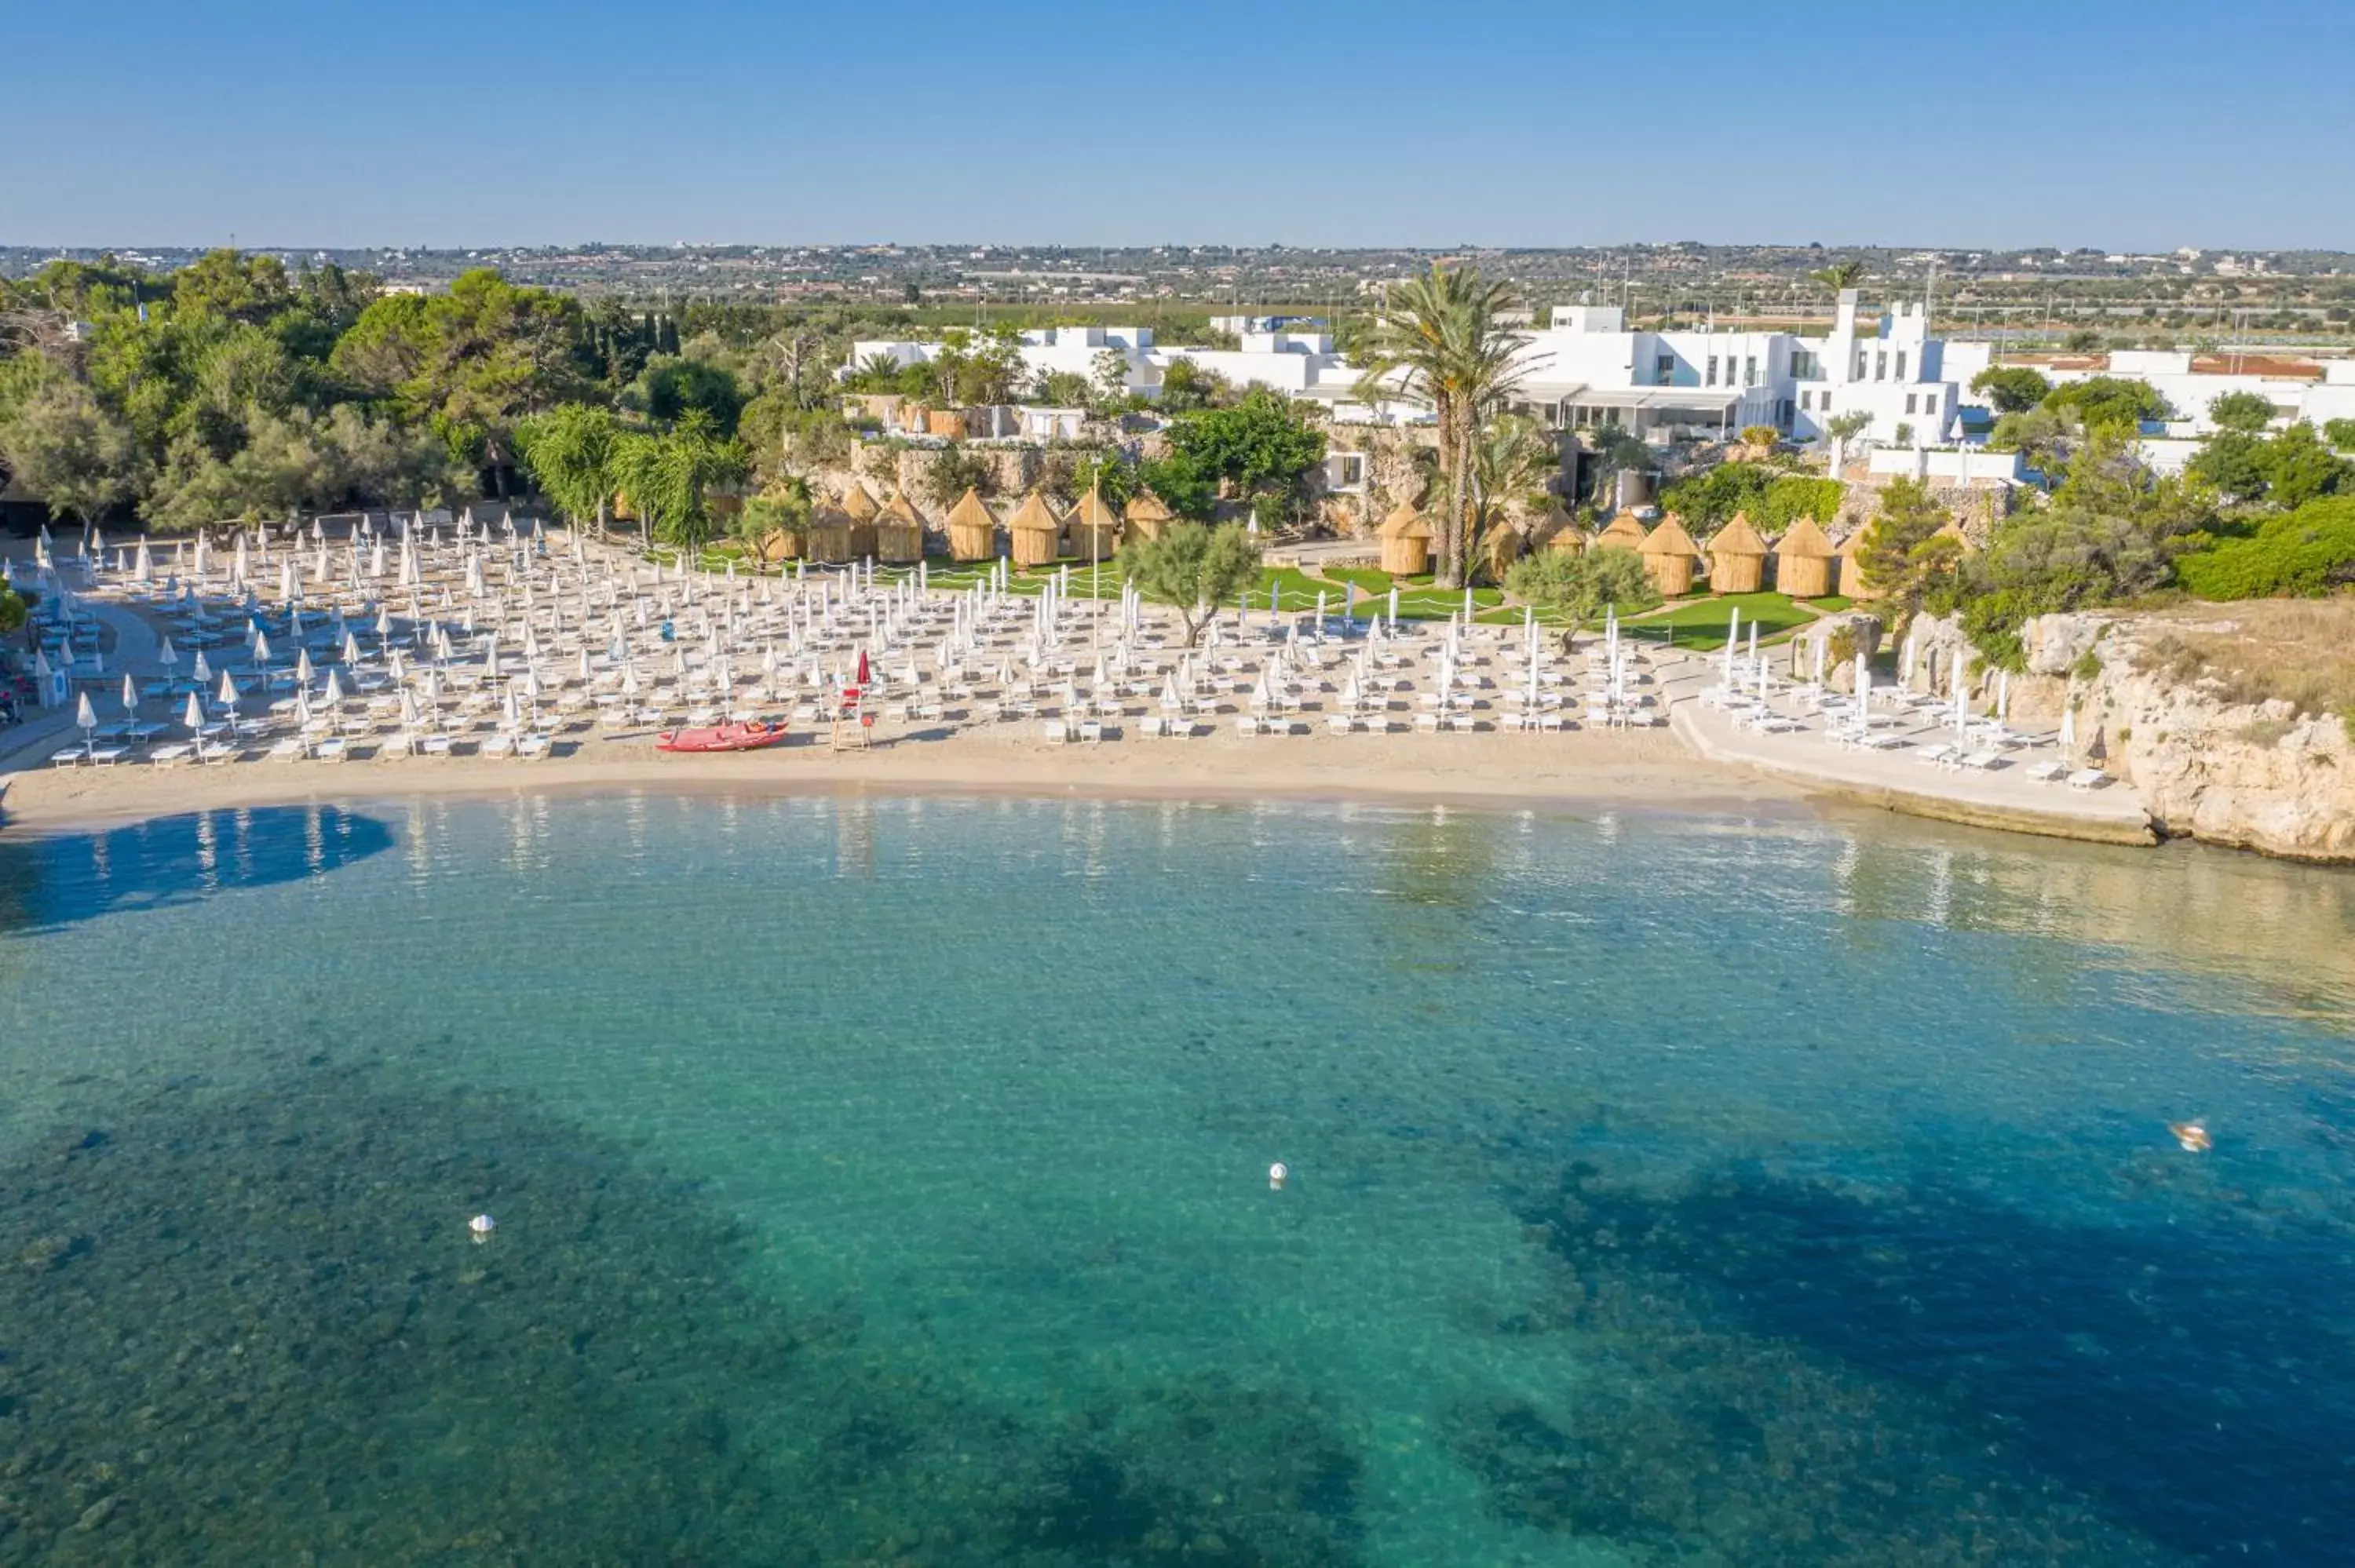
left=1007, top=490, right=1061, bottom=533
left=945, top=487, right=995, bottom=531
left=1710, top=512, right=1769, bottom=556
left=1595, top=511, right=1648, bottom=548
left=838, top=480, right=882, bottom=521
left=1070, top=483, right=1120, bottom=528
left=881, top=490, right=928, bottom=527
left=1640, top=513, right=1700, bottom=556
left=1773, top=516, right=1836, bottom=559
left=1123, top=487, right=1174, bottom=523
left=1379, top=501, right=1433, bottom=538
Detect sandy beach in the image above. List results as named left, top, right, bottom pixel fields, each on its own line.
left=0, top=720, right=1802, bottom=834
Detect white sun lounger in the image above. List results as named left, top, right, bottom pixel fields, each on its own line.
left=2067, top=768, right=2111, bottom=790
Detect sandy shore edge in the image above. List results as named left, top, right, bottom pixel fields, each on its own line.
left=0, top=733, right=1813, bottom=837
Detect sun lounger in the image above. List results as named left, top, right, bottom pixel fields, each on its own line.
left=148, top=742, right=194, bottom=767
left=1960, top=749, right=2003, bottom=770
left=48, top=746, right=88, bottom=768
left=268, top=736, right=305, bottom=760
left=2025, top=759, right=2065, bottom=782
left=312, top=737, right=349, bottom=763
left=2067, top=768, right=2110, bottom=790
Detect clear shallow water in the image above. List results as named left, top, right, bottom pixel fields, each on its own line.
left=1, top=796, right=2352, bottom=1565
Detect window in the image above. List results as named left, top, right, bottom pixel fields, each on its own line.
left=1706, top=356, right=1718, bottom=386
left=1744, top=356, right=1758, bottom=386
left=1875, top=352, right=1889, bottom=381
left=1656, top=353, right=1674, bottom=382
left=1904, top=393, right=1917, bottom=414
left=1853, top=353, right=1868, bottom=380
left=1896, top=351, right=1908, bottom=381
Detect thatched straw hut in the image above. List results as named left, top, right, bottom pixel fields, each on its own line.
left=1834, top=530, right=1867, bottom=598
left=1532, top=503, right=1585, bottom=555
left=945, top=488, right=998, bottom=562
left=1378, top=502, right=1433, bottom=576
left=1123, top=488, right=1176, bottom=541
left=1007, top=490, right=1062, bottom=567
left=1065, top=483, right=1123, bottom=561
left=1707, top=512, right=1769, bottom=593
left=1594, top=510, right=1648, bottom=552
left=805, top=506, right=855, bottom=563
left=1481, top=516, right=1527, bottom=581
left=873, top=492, right=927, bottom=563
left=1638, top=514, right=1701, bottom=596
left=838, top=481, right=882, bottom=559
left=1770, top=516, right=1837, bottom=598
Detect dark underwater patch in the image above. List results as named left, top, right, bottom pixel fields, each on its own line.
left=1472, top=1154, right=2355, bottom=1565
left=0, top=1059, right=1367, bottom=1566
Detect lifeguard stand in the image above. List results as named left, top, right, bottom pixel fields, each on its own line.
left=831, top=684, right=871, bottom=750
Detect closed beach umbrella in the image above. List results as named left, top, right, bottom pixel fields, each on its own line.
left=217, top=670, right=241, bottom=708
left=75, top=691, right=97, bottom=737
left=296, top=647, right=314, bottom=684
left=159, top=636, right=178, bottom=673
left=193, top=649, right=212, bottom=684
left=122, top=672, right=139, bottom=717
left=323, top=669, right=345, bottom=707
left=182, top=691, right=205, bottom=733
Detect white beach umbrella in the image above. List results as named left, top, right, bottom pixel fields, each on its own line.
left=193, top=649, right=213, bottom=684
left=322, top=669, right=345, bottom=707
left=216, top=670, right=241, bottom=708
left=74, top=691, right=97, bottom=737
left=182, top=690, right=206, bottom=733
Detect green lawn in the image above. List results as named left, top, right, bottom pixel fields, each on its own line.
left=1623, top=591, right=1823, bottom=651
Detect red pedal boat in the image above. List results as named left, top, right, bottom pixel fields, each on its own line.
left=655, top=720, right=789, bottom=753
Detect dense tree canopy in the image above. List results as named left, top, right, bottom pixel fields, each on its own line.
left=1969, top=366, right=2053, bottom=414
left=2042, top=376, right=2171, bottom=432
left=1150, top=389, right=1327, bottom=525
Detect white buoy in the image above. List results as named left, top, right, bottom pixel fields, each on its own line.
left=1269, top=1163, right=1288, bottom=1191
left=469, top=1213, right=496, bottom=1242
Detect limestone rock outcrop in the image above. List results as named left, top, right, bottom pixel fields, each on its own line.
left=2018, top=611, right=2355, bottom=863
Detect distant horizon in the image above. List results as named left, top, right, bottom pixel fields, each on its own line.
left=2, top=238, right=2341, bottom=259
left=8, top=0, right=2348, bottom=254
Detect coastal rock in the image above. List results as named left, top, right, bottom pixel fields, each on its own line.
left=2021, top=611, right=2355, bottom=864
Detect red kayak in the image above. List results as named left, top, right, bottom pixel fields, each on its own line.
left=655, top=720, right=789, bottom=753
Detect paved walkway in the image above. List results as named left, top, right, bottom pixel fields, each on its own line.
left=1661, top=657, right=2152, bottom=845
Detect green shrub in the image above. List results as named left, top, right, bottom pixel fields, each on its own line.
left=2174, top=497, right=2355, bottom=600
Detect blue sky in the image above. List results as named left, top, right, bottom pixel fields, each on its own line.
left=8, top=0, right=2350, bottom=250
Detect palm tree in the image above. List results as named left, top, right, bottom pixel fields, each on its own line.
left=1809, top=259, right=1867, bottom=297
left=1353, top=263, right=1530, bottom=587
left=1461, top=413, right=1559, bottom=582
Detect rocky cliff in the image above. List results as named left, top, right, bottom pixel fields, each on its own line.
left=2017, top=609, right=2355, bottom=864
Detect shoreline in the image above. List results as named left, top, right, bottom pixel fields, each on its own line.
left=0, top=729, right=1811, bottom=837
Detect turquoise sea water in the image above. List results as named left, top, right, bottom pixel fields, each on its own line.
left=1, top=793, right=2352, bottom=1565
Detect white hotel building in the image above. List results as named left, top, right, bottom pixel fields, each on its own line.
left=851, top=290, right=1974, bottom=447
left=1503, top=290, right=1962, bottom=447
